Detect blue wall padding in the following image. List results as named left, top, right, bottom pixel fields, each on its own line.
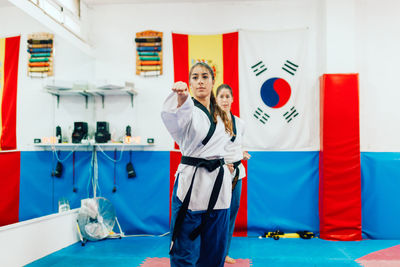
left=19, top=150, right=170, bottom=235
left=247, top=151, right=320, bottom=236
left=96, top=150, right=170, bottom=235
left=361, top=152, right=400, bottom=239
left=52, top=151, right=92, bottom=211
left=19, top=150, right=400, bottom=238
left=19, top=151, right=92, bottom=221
left=19, top=151, right=53, bottom=220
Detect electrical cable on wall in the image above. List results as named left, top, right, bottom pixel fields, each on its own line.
left=72, top=151, right=77, bottom=192
left=93, top=148, right=100, bottom=198
left=113, top=149, right=117, bottom=193
left=51, top=145, right=78, bottom=163
left=86, top=150, right=97, bottom=198
left=96, top=144, right=125, bottom=163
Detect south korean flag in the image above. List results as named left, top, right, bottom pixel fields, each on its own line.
left=239, top=28, right=317, bottom=150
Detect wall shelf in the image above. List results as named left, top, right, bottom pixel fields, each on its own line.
left=34, top=143, right=154, bottom=151
left=45, top=87, right=91, bottom=108
left=45, top=85, right=138, bottom=109
left=89, top=88, right=138, bottom=108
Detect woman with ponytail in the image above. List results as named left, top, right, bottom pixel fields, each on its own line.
left=216, top=83, right=251, bottom=264
left=161, top=62, right=233, bottom=267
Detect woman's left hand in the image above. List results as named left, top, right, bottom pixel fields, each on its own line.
left=226, top=163, right=234, bottom=174
left=243, top=151, right=251, bottom=160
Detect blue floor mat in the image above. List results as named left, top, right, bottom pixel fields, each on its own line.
left=28, top=236, right=400, bottom=267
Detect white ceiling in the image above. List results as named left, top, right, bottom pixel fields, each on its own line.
left=0, top=0, right=276, bottom=8
left=84, top=0, right=273, bottom=5
left=0, top=0, right=275, bottom=8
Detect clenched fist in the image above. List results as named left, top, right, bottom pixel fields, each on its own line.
left=172, top=81, right=189, bottom=107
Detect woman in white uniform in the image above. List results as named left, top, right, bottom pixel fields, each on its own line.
left=216, top=83, right=251, bottom=264
left=161, top=62, right=234, bottom=267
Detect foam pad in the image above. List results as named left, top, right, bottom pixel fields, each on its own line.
left=319, top=74, right=362, bottom=241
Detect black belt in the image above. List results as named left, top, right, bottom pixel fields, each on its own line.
left=170, top=156, right=225, bottom=254
left=232, top=160, right=241, bottom=192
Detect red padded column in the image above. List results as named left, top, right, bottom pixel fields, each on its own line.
left=0, top=151, right=20, bottom=226
left=169, top=151, right=182, bottom=222
left=319, top=74, right=362, bottom=241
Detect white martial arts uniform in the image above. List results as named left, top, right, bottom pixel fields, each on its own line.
left=224, top=114, right=247, bottom=256
left=161, top=92, right=232, bottom=211
left=224, top=114, right=246, bottom=180
left=161, top=92, right=232, bottom=267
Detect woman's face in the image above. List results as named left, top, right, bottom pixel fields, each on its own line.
left=216, top=88, right=233, bottom=113
left=189, top=66, right=214, bottom=100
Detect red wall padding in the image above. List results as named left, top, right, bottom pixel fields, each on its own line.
left=0, top=151, right=20, bottom=226
left=234, top=160, right=247, bottom=237
left=319, top=74, right=362, bottom=241
left=169, top=151, right=182, bottom=222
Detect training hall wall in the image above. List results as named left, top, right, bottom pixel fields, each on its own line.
left=0, top=0, right=399, bottom=239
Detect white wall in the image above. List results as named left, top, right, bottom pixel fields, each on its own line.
left=90, top=0, right=322, bottom=150
left=324, top=0, right=357, bottom=73
left=2, top=0, right=400, bottom=152
left=355, top=0, right=400, bottom=151
left=0, top=5, right=95, bottom=151
left=321, top=0, right=400, bottom=152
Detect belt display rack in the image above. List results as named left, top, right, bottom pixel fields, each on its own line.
left=27, top=32, right=54, bottom=78
left=135, top=30, right=163, bottom=77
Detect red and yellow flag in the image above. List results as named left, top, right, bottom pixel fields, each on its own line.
left=172, top=32, right=239, bottom=115
left=0, top=36, right=20, bottom=151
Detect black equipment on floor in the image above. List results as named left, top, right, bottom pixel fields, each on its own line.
left=95, top=121, right=111, bottom=143
left=72, top=122, right=88, bottom=143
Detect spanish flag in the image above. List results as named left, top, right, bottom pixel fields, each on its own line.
left=0, top=36, right=20, bottom=150
left=171, top=32, right=247, bottom=236
left=172, top=32, right=239, bottom=115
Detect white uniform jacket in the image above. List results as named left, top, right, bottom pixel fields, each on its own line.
left=224, top=114, right=246, bottom=180
left=161, top=92, right=232, bottom=211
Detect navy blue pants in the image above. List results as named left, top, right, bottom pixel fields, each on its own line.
left=226, top=179, right=242, bottom=256
left=170, top=177, right=229, bottom=267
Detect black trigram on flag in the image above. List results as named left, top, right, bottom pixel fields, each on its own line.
left=251, top=61, right=267, bottom=76
left=253, top=107, right=270, bottom=124
left=283, top=106, right=299, bottom=123
left=282, top=60, right=299, bottom=75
